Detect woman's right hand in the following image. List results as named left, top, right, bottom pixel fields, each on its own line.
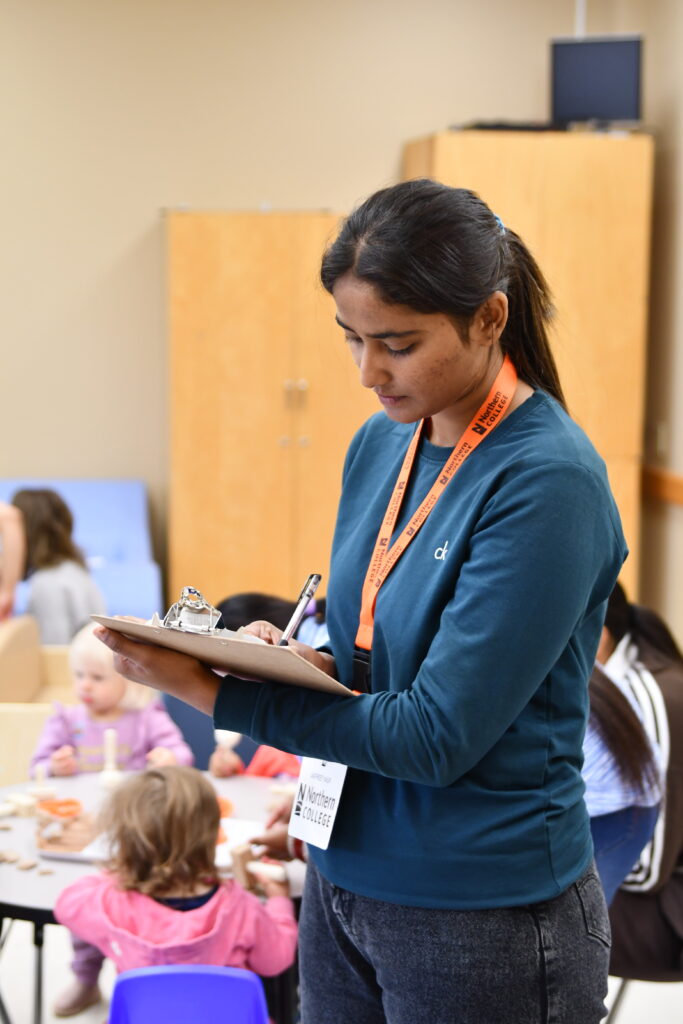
left=50, top=745, right=78, bottom=776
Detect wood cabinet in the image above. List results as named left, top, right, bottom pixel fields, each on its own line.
left=403, top=130, right=654, bottom=594
left=167, top=212, right=378, bottom=604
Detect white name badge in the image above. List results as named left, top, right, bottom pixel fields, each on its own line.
left=288, top=757, right=347, bottom=850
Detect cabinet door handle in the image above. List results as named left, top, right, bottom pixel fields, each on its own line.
left=297, top=378, right=309, bottom=392
left=298, top=436, right=310, bottom=447
left=278, top=436, right=291, bottom=447
left=283, top=379, right=295, bottom=392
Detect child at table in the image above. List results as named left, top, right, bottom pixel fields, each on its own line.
left=209, top=591, right=329, bottom=780
left=53, top=766, right=298, bottom=1017
left=30, top=622, right=193, bottom=778
left=210, top=731, right=302, bottom=779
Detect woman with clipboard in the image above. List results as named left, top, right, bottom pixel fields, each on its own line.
left=97, top=180, right=626, bottom=1024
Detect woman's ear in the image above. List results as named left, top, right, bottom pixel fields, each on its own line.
left=470, top=291, right=508, bottom=347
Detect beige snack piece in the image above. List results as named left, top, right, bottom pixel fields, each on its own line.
left=0, top=850, right=20, bottom=863
left=7, top=793, right=37, bottom=817
left=246, top=860, right=287, bottom=882
left=18, top=858, right=37, bottom=871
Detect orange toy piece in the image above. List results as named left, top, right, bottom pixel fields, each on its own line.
left=216, top=795, right=233, bottom=818
left=36, top=799, right=82, bottom=820
left=216, top=824, right=227, bottom=845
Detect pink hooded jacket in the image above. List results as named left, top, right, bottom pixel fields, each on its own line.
left=54, top=873, right=298, bottom=977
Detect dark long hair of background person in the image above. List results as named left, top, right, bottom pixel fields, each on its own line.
left=589, top=666, right=658, bottom=796
left=11, top=488, right=86, bottom=576
left=588, top=582, right=683, bottom=797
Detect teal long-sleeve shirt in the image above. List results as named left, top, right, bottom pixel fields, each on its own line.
left=214, top=391, right=627, bottom=907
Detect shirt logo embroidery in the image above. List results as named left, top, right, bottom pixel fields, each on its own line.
left=434, top=540, right=449, bottom=561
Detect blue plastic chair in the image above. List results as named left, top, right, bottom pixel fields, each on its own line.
left=108, top=965, right=269, bottom=1023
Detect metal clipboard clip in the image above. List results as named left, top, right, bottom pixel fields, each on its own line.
left=161, top=586, right=224, bottom=635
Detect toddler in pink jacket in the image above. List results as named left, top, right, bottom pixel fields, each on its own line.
left=31, top=622, right=193, bottom=777
left=54, top=766, right=298, bottom=1017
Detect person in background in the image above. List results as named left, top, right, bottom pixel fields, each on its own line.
left=0, top=500, right=26, bottom=620
left=31, top=622, right=193, bottom=777
left=210, top=731, right=302, bottom=779
left=583, top=650, right=661, bottom=904
left=97, top=179, right=627, bottom=1023
left=54, top=766, right=298, bottom=1017
left=250, top=793, right=307, bottom=865
left=209, top=591, right=328, bottom=778
left=11, top=488, right=106, bottom=643
left=596, top=585, right=683, bottom=980
left=216, top=591, right=329, bottom=649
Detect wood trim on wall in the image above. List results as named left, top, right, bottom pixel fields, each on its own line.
left=643, top=465, right=683, bottom=506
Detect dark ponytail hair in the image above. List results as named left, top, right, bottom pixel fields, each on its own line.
left=605, top=580, right=683, bottom=666
left=321, top=178, right=566, bottom=409
left=588, top=579, right=683, bottom=798
left=589, top=666, right=658, bottom=796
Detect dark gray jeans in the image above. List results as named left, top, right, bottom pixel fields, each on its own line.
left=299, top=860, right=610, bottom=1024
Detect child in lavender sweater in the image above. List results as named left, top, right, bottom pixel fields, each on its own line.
left=31, top=622, right=193, bottom=778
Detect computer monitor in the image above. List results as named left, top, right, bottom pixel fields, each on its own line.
left=551, top=35, right=642, bottom=126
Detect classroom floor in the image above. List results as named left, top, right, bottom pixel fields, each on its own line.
left=0, top=918, right=681, bottom=1023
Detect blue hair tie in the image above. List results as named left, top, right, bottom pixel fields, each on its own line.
left=494, top=214, right=505, bottom=233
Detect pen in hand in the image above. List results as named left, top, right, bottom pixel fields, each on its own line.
left=278, top=573, right=322, bottom=646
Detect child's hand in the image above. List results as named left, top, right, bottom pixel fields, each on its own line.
left=252, top=862, right=291, bottom=899
left=50, top=746, right=78, bottom=776
left=265, top=796, right=294, bottom=829
left=146, top=747, right=177, bottom=767
left=249, top=822, right=291, bottom=860
left=209, top=747, right=243, bottom=778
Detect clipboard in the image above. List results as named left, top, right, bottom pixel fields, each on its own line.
left=91, top=615, right=353, bottom=697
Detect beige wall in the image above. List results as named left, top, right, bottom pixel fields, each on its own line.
left=0, top=0, right=582, bottom=571
left=4, top=0, right=682, bottom=634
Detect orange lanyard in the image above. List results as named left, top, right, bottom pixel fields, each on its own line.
left=355, top=355, right=518, bottom=651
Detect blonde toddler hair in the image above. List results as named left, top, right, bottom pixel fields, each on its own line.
left=99, top=766, right=220, bottom=897
left=69, top=622, right=153, bottom=710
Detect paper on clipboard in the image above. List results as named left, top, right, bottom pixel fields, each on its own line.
left=91, top=615, right=353, bottom=696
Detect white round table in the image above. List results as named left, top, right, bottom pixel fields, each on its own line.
left=0, top=771, right=301, bottom=1024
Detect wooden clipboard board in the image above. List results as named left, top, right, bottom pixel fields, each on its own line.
left=91, top=615, right=353, bottom=696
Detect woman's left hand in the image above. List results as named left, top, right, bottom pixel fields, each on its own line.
left=94, top=626, right=220, bottom=715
